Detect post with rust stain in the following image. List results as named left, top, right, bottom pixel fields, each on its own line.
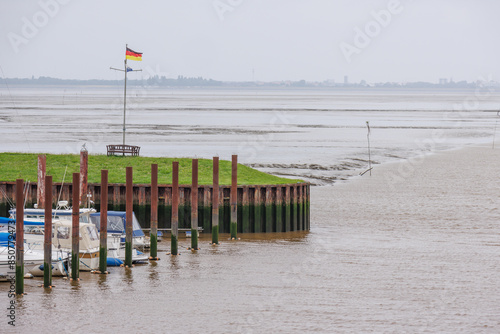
left=125, top=167, right=133, bottom=267
left=15, top=179, right=24, bottom=294
left=150, top=164, right=159, bottom=260
left=44, top=175, right=52, bottom=287
left=80, top=147, right=88, bottom=208
left=171, top=162, right=179, bottom=255
left=99, top=170, right=108, bottom=273
left=37, top=155, right=46, bottom=209
left=71, top=173, right=80, bottom=280
left=230, top=155, right=238, bottom=239
left=191, top=159, right=199, bottom=250
left=212, top=157, right=219, bottom=244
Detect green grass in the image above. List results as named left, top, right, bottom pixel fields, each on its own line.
left=0, top=153, right=303, bottom=185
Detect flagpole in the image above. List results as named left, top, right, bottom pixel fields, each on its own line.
left=123, top=44, right=128, bottom=149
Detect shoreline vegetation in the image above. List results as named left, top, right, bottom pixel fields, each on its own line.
left=0, top=153, right=303, bottom=185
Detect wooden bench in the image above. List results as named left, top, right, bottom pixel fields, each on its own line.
left=106, top=145, right=141, bottom=156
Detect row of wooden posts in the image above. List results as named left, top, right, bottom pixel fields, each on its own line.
left=13, top=156, right=236, bottom=295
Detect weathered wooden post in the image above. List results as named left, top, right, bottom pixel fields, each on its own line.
left=242, top=186, right=250, bottom=233
left=99, top=170, right=108, bottom=273
left=80, top=146, right=88, bottom=207
left=150, top=164, right=159, bottom=260
left=212, top=157, right=219, bottom=244
left=125, top=166, right=133, bottom=267
left=230, top=155, right=238, bottom=239
left=191, top=159, right=199, bottom=250
left=276, top=187, right=283, bottom=232
left=171, top=162, right=179, bottom=255
left=37, top=155, right=46, bottom=209
left=71, top=173, right=80, bottom=280
left=285, top=186, right=291, bottom=232
left=44, top=175, right=52, bottom=287
left=15, top=179, right=24, bottom=294
left=265, top=186, right=273, bottom=232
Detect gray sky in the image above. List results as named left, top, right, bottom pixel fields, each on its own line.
left=1, top=0, right=499, bottom=83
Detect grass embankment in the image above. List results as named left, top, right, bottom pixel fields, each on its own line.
left=0, top=153, right=303, bottom=185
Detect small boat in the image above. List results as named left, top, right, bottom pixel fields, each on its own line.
left=23, top=220, right=100, bottom=271
left=0, top=232, right=69, bottom=281
left=89, top=211, right=150, bottom=248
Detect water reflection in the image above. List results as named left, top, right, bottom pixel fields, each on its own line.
left=97, top=273, right=109, bottom=291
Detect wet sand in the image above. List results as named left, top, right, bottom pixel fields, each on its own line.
left=2, top=145, right=499, bottom=333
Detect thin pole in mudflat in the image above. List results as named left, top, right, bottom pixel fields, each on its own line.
left=71, top=173, right=80, bottom=281
left=191, top=159, right=199, bottom=250
left=230, top=155, right=238, bottom=240
left=125, top=167, right=133, bottom=267
left=15, top=179, right=24, bottom=295
left=44, top=175, right=52, bottom=288
left=171, top=161, right=179, bottom=255
left=99, top=170, right=108, bottom=273
left=212, top=157, right=219, bottom=245
left=150, top=164, right=159, bottom=260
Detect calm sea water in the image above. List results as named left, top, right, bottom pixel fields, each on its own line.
left=0, top=87, right=499, bottom=333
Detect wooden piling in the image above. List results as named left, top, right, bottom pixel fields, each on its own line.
left=230, top=155, right=238, bottom=239
left=171, top=162, right=179, bottom=255
left=44, top=175, right=52, bottom=287
left=265, top=186, right=273, bottom=232
left=191, top=159, right=199, bottom=250
left=125, top=167, right=133, bottom=267
left=99, top=170, right=108, bottom=273
left=292, top=185, right=298, bottom=231
left=242, top=186, right=250, bottom=233
left=37, top=155, right=46, bottom=209
left=15, top=179, right=24, bottom=294
left=71, top=173, right=80, bottom=280
left=150, top=164, right=159, bottom=259
left=285, top=186, right=291, bottom=232
left=202, top=186, right=211, bottom=233
left=254, top=186, right=262, bottom=233
left=212, top=157, right=219, bottom=244
left=276, top=187, right=283, bottom=232
left=80, top=148, right=88, bottom=207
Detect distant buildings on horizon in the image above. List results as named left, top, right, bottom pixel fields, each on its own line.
left=1, top=75, right=498, bottom=89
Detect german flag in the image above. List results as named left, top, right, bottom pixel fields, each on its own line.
left=126, top=47, right=142, bottom=61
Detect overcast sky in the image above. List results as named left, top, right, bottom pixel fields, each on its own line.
left=0, top=0, right=499, bottom=83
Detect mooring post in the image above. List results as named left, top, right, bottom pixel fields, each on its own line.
left=37, top=155, right=46, bottom=209
left=212, top=157, right=219, bottom=244
left=15, top=179, right=24, bottom=294
left=99, top=170, right=108, bottom=273
left=150, top=164, right=159, bottom=260
left=171, top=162, right=179, bottom=255
left=44, top=175, right=52, bottom=287
left=80, top=146, right=88, bottom=207
left=191, top=159, right=199, bottom=250
left=230, top=155, right=238, bottom=239
left=71, top=173, right=80, bottom=280
left=125, top=167, right=133, bottom=267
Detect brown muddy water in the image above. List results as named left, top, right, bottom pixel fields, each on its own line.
left=1, top=146, right=499, bottom=333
